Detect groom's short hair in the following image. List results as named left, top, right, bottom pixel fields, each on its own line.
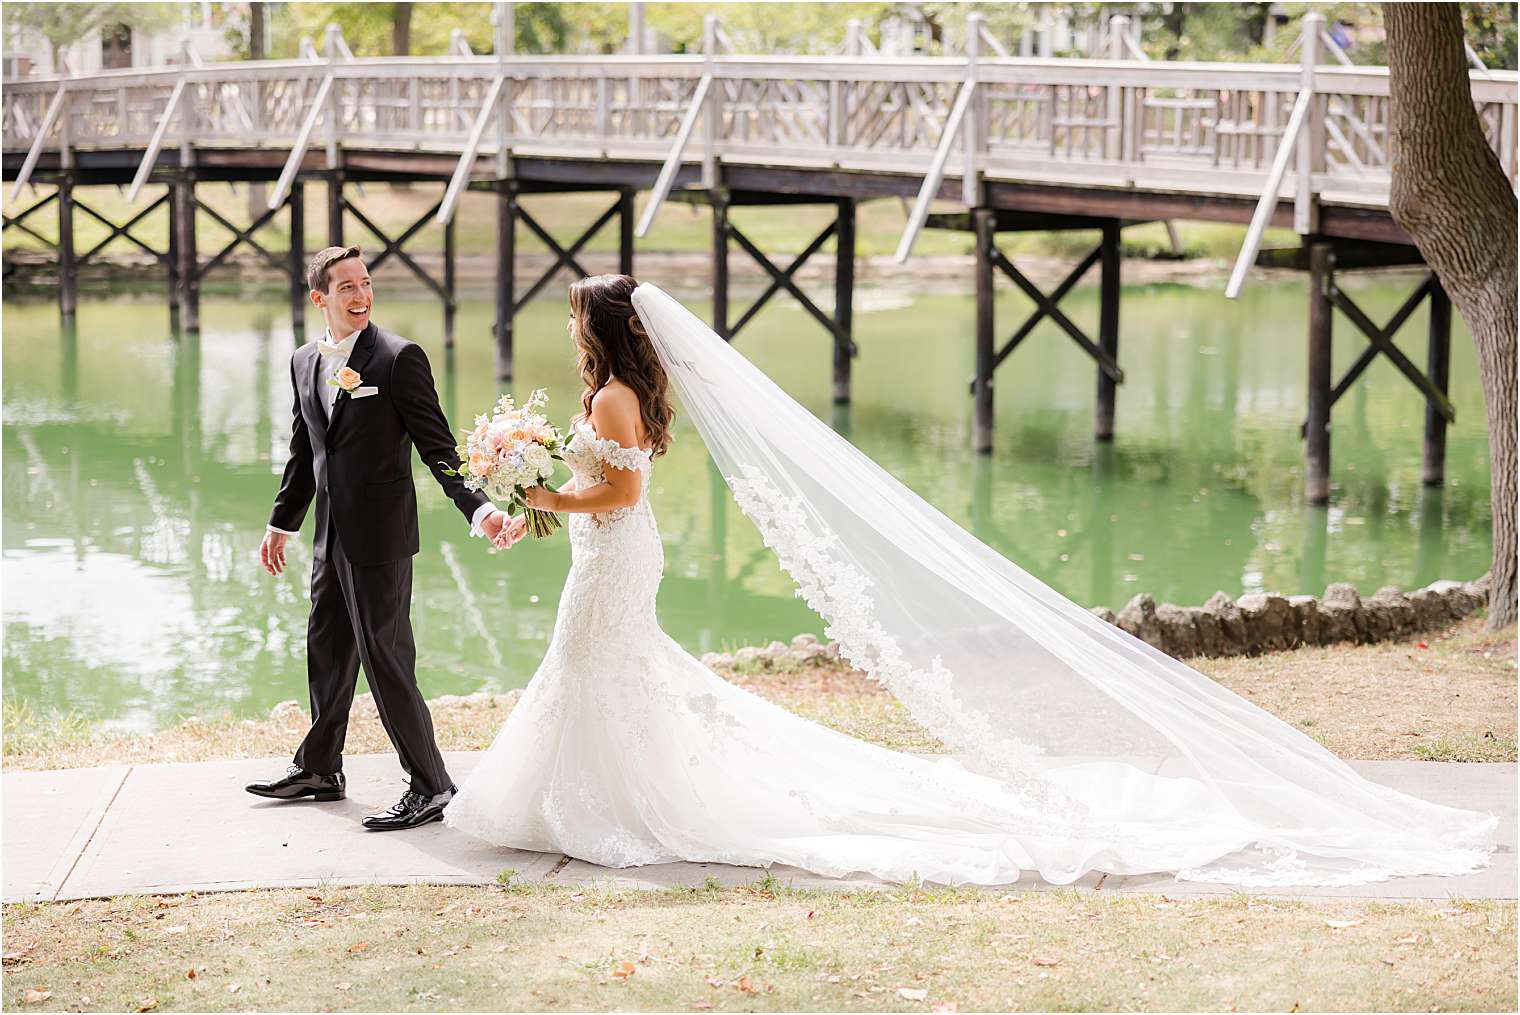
left=307, top=245, right=364, bottom=294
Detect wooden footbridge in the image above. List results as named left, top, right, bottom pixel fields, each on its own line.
left=4, top=12, right=1515, bottom=500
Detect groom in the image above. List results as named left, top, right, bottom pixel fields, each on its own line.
left=251, top=245, right=511, bottom=830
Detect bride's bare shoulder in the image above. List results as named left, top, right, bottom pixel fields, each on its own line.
left=589, top=381, right=646, bottom=447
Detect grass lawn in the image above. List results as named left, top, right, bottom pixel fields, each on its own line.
left=2, top=615, right=1513, bottom=1012
left=4, top=613, right=1513, bottom=772
left=3, top=881, right=1514, bottom=1013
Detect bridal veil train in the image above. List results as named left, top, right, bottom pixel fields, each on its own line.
left=446, top=281, right=1496, bottom=888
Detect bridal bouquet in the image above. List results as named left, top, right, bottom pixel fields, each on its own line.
left=443, top=388, right=565, bottom=539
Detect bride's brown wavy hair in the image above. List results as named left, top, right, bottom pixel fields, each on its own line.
left=568, top=274, right=675, bottom=457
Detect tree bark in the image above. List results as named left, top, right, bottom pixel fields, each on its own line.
left=1384, top=3, right=1517, bottom=630
left=247, top=3, right=267, bottom=222
left=249, top=2, right=265, bottom=59
left=393, top=2, right=413, bottom=56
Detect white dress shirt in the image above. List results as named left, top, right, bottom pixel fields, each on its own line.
left=266, top=327, right=498, bottom=540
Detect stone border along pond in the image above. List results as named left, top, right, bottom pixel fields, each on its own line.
left=697, top=573, right=1494, bottom=670
left=262, top=573, right=1493, bottom=722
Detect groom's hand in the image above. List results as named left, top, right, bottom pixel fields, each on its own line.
left=259, top=531, right=289, bottom=576
left=480, top=509, right=507, bottom=545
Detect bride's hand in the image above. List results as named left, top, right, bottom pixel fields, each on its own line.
left=523, top=484, right=559, bottom=511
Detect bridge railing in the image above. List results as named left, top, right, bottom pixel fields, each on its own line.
left=5, top=53, right=1516, bottom=204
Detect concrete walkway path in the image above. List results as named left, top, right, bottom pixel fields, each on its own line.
left=5, top=753, right=1514, bottom=904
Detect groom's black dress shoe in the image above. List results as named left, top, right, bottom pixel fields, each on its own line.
left=245, top=765, right=346, bottom=801
left=362, top=784, right=456, bottom=831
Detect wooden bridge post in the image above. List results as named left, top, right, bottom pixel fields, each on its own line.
left=1095, top=220, right=1121, bottom=440
left=327, top=169, right=344, bottom=246
left=494, top=179, right=517, bottom=380
left=972, top=207, right=996, bottom=454
left=711, top=187, right=730, bottom=338
left=833, top=197, right=855, bottom=404
left=57, top=172, right=76, bottom=323
left=618, top=187, right=635, bottom=276
left=443, top=210, right=457, bottom=348
left=166, top=184, right=181, bottom=329
left=1305, top=241, right=1334, bottom=504
left=1423, top=278, right=1452, bottom=486
left=288, top=181, right=306, bottom=337
left=175, top=169, right=201, bottom=334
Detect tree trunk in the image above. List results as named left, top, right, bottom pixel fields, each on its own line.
left=246, top=2, right=268, bottom=223
left=393, top=2, right=413, bottom=56
left=249, top=2, right=265, bottom=59
left=1384, top=3, right=1517, bottom=631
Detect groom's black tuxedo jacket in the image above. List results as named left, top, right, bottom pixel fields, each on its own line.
left=268, top=322, right=488, bottom=566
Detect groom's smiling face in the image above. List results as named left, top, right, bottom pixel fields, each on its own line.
left=314, top=256, right=373, bottom=336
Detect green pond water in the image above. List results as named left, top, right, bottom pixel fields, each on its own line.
left=2, top=274, right=1493, bottom=731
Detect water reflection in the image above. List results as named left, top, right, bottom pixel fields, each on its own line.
left=2, top=277, right=1493, bottom=730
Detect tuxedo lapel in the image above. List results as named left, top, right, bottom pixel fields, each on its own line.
left=325, top=323, right=377, bottom=438
left=302, top=344, right=329, bottom=441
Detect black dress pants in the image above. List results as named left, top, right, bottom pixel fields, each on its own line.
left=292, top=519, right=452, bottom=797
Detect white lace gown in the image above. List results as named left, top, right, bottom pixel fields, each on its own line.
left=443, top=421, right=1327, bottom=887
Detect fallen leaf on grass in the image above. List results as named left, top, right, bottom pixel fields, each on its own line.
left=611, top=961, right=636, bottom=980
left=300, top=919, right=328, bottom=928
left=690, top=1004, right=713, bottom=1011
left=185, top=968, right=196, bottom=980
left=705, top=977, right=724, bottom=988
left=348, top=941, right=370, bottom=953
left=897, top=987, right=928, bottom=1001
left=1394, top=934, right=1419, bottom=945
left=1030, top=957, right=1060, bottom=967
left=227, top=984, right=241, bottom=995
left=336, top=982, right=352, bottom=991
left=136, top=999, right=159, bottom=1013
left=736, top=976, right=757, bottom=993
left=164, top=926, right=186, bottom=935
left=1324, top=919, right=1364, bottom=930
left=903, top=916, right=924, bottom=927
left=22, top=989, right=51, bottom=1004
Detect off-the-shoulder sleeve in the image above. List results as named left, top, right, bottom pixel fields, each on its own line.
left=586, top=434, right=653, bottom=472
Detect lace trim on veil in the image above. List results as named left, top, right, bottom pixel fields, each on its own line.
left=727, top=464, right=1092, bottom=820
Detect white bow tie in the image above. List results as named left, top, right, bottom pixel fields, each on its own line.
left=316, top=335, right=357, bottom=359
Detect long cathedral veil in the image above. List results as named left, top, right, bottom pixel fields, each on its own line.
left=631, top=281, right=1496, bottom=887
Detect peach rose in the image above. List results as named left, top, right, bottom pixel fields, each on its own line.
left=468, top=450, right=493, bottom=477
left=332, top=367, right=362, bottom=393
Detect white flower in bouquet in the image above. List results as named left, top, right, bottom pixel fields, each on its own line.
left=440, top=388, right=565, bottom=539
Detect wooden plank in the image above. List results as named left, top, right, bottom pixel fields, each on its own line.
left=1255, top=240, right=1424, bottom=271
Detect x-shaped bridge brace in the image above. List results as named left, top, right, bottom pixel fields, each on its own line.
left=720, top=217, right=857, bottom=358
left=192, top=193, right=295, bottom=282
left=511, top=197, right=622, bottom=314
left=1298, top=273, right=1456, bottom=436
left=4, top=188, right=175, bottom=272
left=2, top=189, right=59, bottom=253
left=970, top=241, right=1125, bottom=393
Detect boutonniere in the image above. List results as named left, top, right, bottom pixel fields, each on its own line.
left=328, top=367, right=363, bottom=397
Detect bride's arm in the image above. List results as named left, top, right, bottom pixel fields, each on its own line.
left=524, top=387, right=643, bottom=515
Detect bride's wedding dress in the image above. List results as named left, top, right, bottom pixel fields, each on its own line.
left=445, top=284, right=1497, bottom=888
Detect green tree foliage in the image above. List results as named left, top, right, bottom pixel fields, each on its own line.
left=642, top=3, right=892, bottom=55
left=3, top=2, right=176, bottom=67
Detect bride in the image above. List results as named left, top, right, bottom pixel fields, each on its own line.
left=443, top=274, right=1497, bottom=888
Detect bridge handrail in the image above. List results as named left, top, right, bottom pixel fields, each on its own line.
left=5, top=50, right=1515, bottom=247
